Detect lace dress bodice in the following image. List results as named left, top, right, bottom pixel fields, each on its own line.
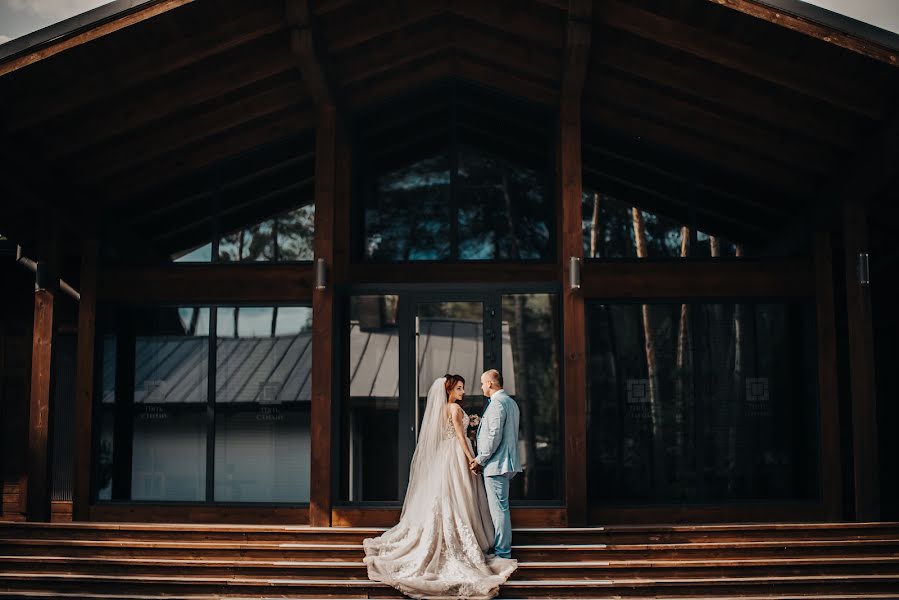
left=443, top=411, right=470, bottom=440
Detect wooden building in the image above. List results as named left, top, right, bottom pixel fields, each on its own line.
left=0, top=0, right=897, bottom=537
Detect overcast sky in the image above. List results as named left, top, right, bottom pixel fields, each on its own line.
left=0, top=0, right=898, bottom=45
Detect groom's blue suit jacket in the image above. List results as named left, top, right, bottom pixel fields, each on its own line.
left=474, top=390, right=522, bottom=477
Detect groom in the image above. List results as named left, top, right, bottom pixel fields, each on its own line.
left=469, top=369, right=521, bottom=559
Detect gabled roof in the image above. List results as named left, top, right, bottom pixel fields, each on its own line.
left=1, top=0, right=896, bottom=255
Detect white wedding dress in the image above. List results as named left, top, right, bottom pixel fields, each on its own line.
left=363, top=378, right=517, bottom=599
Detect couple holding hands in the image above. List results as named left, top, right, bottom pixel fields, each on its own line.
left=363, top=369, right=521, bottom=599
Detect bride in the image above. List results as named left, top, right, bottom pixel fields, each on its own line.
left=363, top=374, right=518, bottom=599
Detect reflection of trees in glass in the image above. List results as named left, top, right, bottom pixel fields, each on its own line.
left=586, top=300, right=816, bottom=503
left=97, top=439, right=113, bottom=495
left=364, top=147, right=551, bottom=261
left=279, top=205, right=315, bottom=260
left=218, top=204, right=314, bottom=262
left=581, top=191, right=742, bottom=258
left=503, top=294, right=560, bottom=501
left=366, top=155, right=451, bottom=260
left=458, top=147, right=549, bottom=260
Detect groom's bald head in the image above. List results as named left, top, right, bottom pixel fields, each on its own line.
left=480, top=369, right=502, bottom=396
left=483, top=369, right=502, bottom=387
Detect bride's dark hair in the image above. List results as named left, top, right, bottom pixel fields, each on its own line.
left=443, top=373, right=465, bottom=400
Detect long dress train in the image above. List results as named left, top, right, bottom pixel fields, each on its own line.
left=363, top=411, right=517, bottom=599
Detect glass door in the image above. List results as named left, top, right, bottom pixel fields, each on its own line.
left=340, top=293, right=499, bottom=502
left=339, top=289, right=562, bottom=504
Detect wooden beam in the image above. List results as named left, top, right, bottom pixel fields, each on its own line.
left=450, top=0, right=564, bottom=50
left=584, top=99, right=812, bottom=194
left=346, top=55, right=454, bottom=111
left=814, top=231, right=843, bottom=521
left=596, top=0, right=890, bottom=119
left=591, top=30, right=863, bottom=152
left=287, top=0, right=339, bottom=111
left=42, top=34, right=295, bottom=160
left=589, top=67, right=838, bottom=174
left=75, top=79, right=307, bottom=181
left=580, top=259, right=814, bottom=298
left=0, top=0, right=199, bottom=78
left=455, top=55, right=558, bottom=107
left=559, top=0, right=591, bottom=528
left=842, top=199, right=880, bottom=520
left=707, top=0, right=899, bottom=67
left=26, top=220, right=59, bottom=522
left=72, top=239, right=98, bottom=522
left=324, top=0, right=445, bottom=53
left=106, top=107, right=314, bottom=199
left=309, top=105, right=339, bottom=526
left=5, top=3, right=285, bottom=133
left=98, top=264, right=315, bottom=304
left=348, top=263, right=558, bottom=285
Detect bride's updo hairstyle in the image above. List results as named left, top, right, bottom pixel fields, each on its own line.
left=443, top=373, right=465, bottom=400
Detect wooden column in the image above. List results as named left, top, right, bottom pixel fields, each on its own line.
left=73, top=239, right=98, bottom=521
left=310, top=105, right=343, bottom=526
left=26, top=224, right=59, bottom=522
left=843, top=200, right=880, bottom=520
left=814, top=231, right=842, bottom=520
left=559, top=0, right=591, bottom=527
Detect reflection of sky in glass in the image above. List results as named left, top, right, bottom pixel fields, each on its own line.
left=218, top=307, right=271, bottom=338
left=177, top=307, right=210, bottom=336
left=274, top=307, right=313, bottom=336
left=217, top=306, right=311, bottom=338
left=173, top=243, right=212, bottom=263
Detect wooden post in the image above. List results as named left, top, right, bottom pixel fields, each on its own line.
left=73, top=239, right=99, bottom=521
left=310, top=105, right=341, bottom=526
left=842, top=200, right=879, bottom=520
left=559, top=0, right=591, bottom=527
left=26, top=223, right=59, bottom=522
left=814, top=230, right=843, bottom=520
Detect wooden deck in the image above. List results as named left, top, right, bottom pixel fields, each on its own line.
left=0, top=521, right=898, bottom=598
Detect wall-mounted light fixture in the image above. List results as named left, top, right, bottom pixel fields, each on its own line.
left=857, top=252, right=870, bottom=286
left=314, top=257, right=327, bottom=290
left=569, top=256, right=581, bottom=290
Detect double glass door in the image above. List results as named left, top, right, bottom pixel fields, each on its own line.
left=340, top=288, right=562, bottom=505
left=342, top=292, right=500, bottom=502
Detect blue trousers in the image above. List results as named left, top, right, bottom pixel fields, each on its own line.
left=484, top=474, right=512, bottom=558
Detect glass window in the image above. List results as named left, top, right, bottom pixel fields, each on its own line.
left=502, top=294, right=561, bottom=501
left=585, top=301, right=819, bottom=504
left=96, top=335, right=116, bottom=500
left=173, top=243, right=212, bottom=263
left=219, top=204, right=315, bottom=263
left=582, top=192, right=689, bottom=259
left=457, top=147, right=550, bottom=260
left=131, top=307, right=209, bottom=501
left=356, top=82, right=555, bottom=263
left=215, top=306, right=312, bottom=502
left=341, top=295, right=400, bottom=501
left=365, top=156, right=451, bottom=261
left=95, top=304, right=312, bottom=504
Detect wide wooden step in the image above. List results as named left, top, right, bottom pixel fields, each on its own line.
left=2, top=572, right=899, bottom=598
left=4, top=537, right=899, bottom=561
left=2, top=554, right=899, bottom=580
left=3, top=521, right=899, bottom=544
left=1, top=522, right=897, bottom=598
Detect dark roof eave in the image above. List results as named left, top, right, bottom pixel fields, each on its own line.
left=0, top=0, right=167, bottom=65
left=747, top=0, right=899, bottom=52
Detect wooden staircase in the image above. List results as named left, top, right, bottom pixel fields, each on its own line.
left=0, top=521, right=898, bottom=598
